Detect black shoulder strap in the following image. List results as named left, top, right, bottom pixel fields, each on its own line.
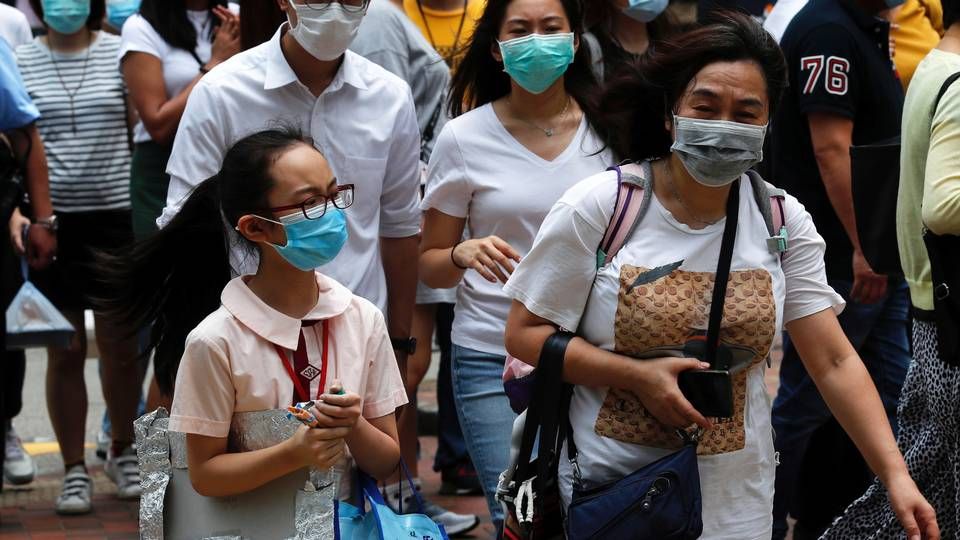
left=705, top=181, right=741, bottom=367
left=934, top=72, right=960, bottom=115
left=514, top=332, right=574, bottom=487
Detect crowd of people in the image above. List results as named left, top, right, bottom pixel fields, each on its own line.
left=0, top=0, right=956, bottom=539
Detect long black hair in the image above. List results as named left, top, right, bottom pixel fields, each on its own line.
left=139, top=0, right=228, bottom=54
left=448, top=0, right=601, bottom=123
left=97, top=128, right=309, bottom=393
left=596, top=11, right=787, bottom=161
left=946, top=0, right=960, bottom=28
left=583, top=0, right=686, bottom=81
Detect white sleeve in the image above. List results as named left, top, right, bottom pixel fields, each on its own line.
left=379, top=86, right=421, bottom=238
left=780, top=194, right=846, bottom=325
left=119, top=15, right=167, bottom=65
left=421, top=124, right=470, bottom=218
left=159, top=80, right=229, bottom=228
left=503, top=173, right=616, bottom=331
left=13, top=14, right=31, bottom=49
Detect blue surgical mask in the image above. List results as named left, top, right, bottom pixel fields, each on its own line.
left=623, top=0, right=668, bottom=23
left=498, top=32, right=575, bottom=94
left=262, top=207, right=348, bottom=271
left=106, top=0, right=140, bottom=30
left=41, top=0, right=90, bottom=34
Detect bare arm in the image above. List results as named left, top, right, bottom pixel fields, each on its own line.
left=312, top=393, right=401, bottom=481
left=786, top=309, right=939, bottom=540
left=808, top=112, right=886, bottom=303
left=122, top=53, right=204, bottom=145
left=10, top=125, right=56, bottom=268
left=121, top=9, right=240, bottom=145
left=382, top=235, right=418, bottom=377
left=419, top=208, right=522, bottom=288
left=504, top=300, right=712, bottom=430
left=186, top=425, right=348, bottom=498
left=419, top=209, right=467, bottom=289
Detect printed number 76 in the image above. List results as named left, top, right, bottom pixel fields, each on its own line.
left=801, top=55, right=850, bottom=96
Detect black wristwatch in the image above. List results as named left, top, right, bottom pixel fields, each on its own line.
left=391, top=337, right=417, bottom=355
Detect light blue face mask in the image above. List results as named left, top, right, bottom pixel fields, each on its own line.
left=41, top=0, right=90, bottom=34
left=498, top=32, right=575, bottom=94
left=623, top=0, right=668, bottom=23
left=106, top=0, right=140, bottom=30
left=261, top=206, right=349, bottom=271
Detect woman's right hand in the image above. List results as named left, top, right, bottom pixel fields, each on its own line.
left=286, top=424, right=349, bottom=470
left=209, top=6, right=241, bottom=67
left=629, top=357, right=714, bottom=431
left=451, top=236, right=522, bottom=283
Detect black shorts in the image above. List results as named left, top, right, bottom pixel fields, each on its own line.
left=30, top=210, right=134, bottom=311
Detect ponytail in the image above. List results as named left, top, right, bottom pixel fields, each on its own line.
left=96, top=176, right=231, bottom=393
left=96, top=127, right=308, bottom=393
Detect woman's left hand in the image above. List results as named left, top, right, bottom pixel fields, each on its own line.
left=311, top=392, right=362, bottom=431
left=885, top=471, right=939, bottom=540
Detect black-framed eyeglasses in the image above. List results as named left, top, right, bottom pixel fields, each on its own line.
left=300, top=0, right=370, bottom=13
left=269, top=184, right=355, bottom=221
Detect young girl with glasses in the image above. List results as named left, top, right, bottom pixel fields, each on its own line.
left=99, top=127, right=406, bottom=497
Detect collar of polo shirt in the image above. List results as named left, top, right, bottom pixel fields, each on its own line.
left=263, top=22, right=369, bottom=93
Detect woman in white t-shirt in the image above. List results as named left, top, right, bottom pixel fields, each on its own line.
left=418, top=0, right=613, bottom=529
left=503, top=14, right=939, bottom=540
left=120, top=0, right=239, bottom=241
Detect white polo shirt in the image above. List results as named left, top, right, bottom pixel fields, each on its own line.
left=162, top=24, right=421, bottom=313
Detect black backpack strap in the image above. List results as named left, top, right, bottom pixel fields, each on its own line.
left=935, top=72, right=960, bottom=113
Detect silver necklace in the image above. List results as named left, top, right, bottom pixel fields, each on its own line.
left=47, top=31, right=94, bottom=134
left=664, top=161, right=723, bottom=226
left=507, top=96, right=571, bottom=137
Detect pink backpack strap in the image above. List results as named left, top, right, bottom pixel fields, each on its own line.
left=598, top=162, right=652, bottom=269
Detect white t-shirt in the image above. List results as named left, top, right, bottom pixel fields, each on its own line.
left=762, top=0, right=808, bottom=43
left=0, top=4, right=31, bottom=50
left=422, top=104, right=614, bottom=355
left=504, top=168, right=844, bottom=539
left=118, top=5, right=237, bottom=144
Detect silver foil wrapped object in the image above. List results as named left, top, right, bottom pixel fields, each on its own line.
left=135, top=408, right=339, bottom=540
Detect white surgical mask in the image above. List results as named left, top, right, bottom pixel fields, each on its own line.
left=670, top=115, right=767, bottom=187
left=288, top=2, right=365, bottom=61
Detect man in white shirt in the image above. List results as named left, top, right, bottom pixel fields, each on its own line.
left=162, top=0, right=420, bottom=381
left=0, top=4, right=31, bottom=49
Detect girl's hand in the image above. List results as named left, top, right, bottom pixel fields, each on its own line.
left=628, top=357, right=713, bottom=431
left=452, top=236, right=522, bottom=283
left=885, top=471, right=939, bottom=540
left=311, top=392, right=362, bottom=431
left=286, top=424, right=348, bottom=470
left=209, top=6, right=241, bottom=67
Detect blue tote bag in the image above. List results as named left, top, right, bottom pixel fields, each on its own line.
left=336, top=467, right=448, bottom=540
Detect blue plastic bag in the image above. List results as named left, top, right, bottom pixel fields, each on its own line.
left=336, top=467, right=448, bottom=540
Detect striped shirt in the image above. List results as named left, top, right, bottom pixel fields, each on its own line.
left=16, top=32, right=131, bottom=213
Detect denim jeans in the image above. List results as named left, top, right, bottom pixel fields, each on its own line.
left=771, top=278, right=910, bottom=540
left=433, top=303, right=472, bottom=472
left=451, top=344, right=516, bottom=530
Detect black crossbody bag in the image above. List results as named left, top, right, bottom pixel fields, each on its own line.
left=922, top=71, right=960, bottom=366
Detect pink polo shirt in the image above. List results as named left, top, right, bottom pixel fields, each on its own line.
left=169, top=272, right=408, bottom=438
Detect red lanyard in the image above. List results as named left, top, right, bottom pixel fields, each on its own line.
left=274, top=319, right=329, bottom=403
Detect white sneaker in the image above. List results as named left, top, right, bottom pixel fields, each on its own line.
left=3, top=424, right=35, bottom=485
left=105, top=445, right=141, bottom=500
left=56, top=465, right=93, bottom=515
left=384, top=479, right=480, bottom=536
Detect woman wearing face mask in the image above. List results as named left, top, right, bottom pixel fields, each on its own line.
left=419, top=0, right=613, bottom=528
left=15, top=0, right=141, bottom=515
left=120, top=0, right=239, bottom=240
left=502, top=13, right=939, bottom=539
left=98, top=127, right=406, bottom=500
left=582, top=0, right=681, bottom=82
